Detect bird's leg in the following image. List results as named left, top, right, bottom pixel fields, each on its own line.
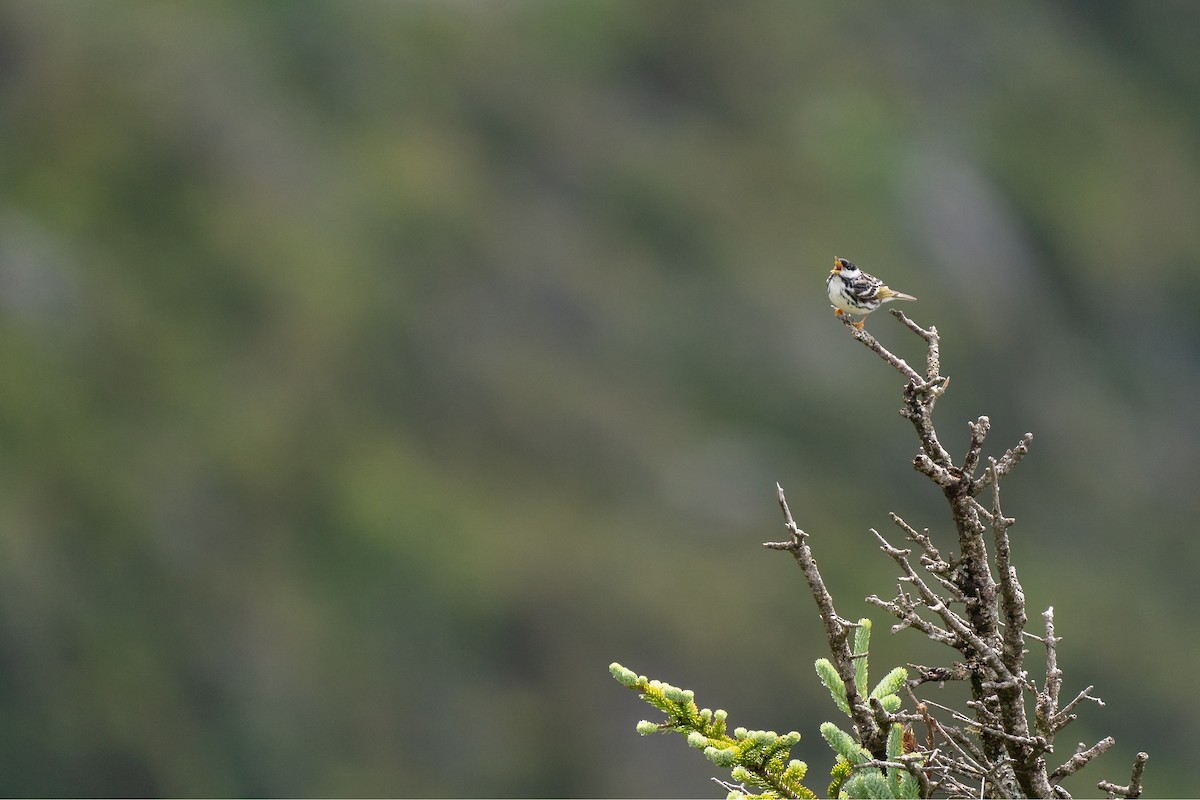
left=833, top=307, right=867, bottom=330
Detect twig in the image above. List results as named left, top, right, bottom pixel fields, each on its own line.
left=839, top=311, right=952, bottom=464
left=838, top=313, right=923, bottom=385
left=888, top=512, right=948, bottom=569
left=889, top=513, right=965, bottom=602
left=1049, top=738, right=1114, bottom=783
left=920, top=698, right=1045, bottom=750
left=1097, top=751, right=1148, bottom=799
left=987, top=460, right=1026, bottom=674
left=869, top=528, right=1015, bottom=685
left=973, top=432, right=1034, bottom=496
left=907, top=662, right=971, bottom=686
left=1056, top=685, right=1103, bottom=724
left=890, top=308, right=939, bottom=377
left=963, top=416, right=991, bottom=481
left=1037, top=606, right=1062, bottom=739
left=913, top=454, right=959, bottom=487
left=767, top=484, right=885, bottom=755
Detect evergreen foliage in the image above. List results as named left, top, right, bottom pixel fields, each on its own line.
left=609, top=663, right=816, bottom=800
left=612, top=618, right=921, bottom=799
left=813, top=619, right=904, bottom=718
left=813, top=619, right=918, bottom=799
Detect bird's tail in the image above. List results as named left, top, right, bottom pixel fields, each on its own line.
left=882, top=289, right=917, bottom=302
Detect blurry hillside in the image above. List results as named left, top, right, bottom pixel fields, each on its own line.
left=0, top=1, right=1197, bottom=796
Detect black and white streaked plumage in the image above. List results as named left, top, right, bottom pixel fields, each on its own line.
left=826, top=257, right=916, bottom=329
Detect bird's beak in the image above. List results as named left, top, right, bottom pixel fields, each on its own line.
left=830, top=260, right=841, bottom=274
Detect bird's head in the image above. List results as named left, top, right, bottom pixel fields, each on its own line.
left=832, top=257, right=859, bottom=277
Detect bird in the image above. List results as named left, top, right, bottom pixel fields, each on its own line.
left=826, top=257, right=916, bottom=329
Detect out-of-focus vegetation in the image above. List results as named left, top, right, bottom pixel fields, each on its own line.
left=0, top=2, right=1196, bottom=796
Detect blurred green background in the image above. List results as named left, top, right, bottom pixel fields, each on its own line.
left=0, top=1, right=1197, bottom=796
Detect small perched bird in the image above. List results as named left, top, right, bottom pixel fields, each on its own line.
left=826, top=257, right=916, bottom=329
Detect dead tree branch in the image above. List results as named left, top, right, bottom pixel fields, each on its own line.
left=1097, top=752, right=1148, bottom=799
left=765, top=309, right=1145, bottom=797
left=766, top=485, right=886, bottom=756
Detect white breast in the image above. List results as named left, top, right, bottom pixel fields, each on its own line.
left=827, top=276, right=866, bottom=315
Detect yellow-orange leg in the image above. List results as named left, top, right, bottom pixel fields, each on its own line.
left=833, top=308, right=866, bottom=330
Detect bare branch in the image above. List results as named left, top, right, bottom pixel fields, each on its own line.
left=838, top=311, right=954, bottom=465
left=885, top=514, right=964, bottom=605
left=1057, top=685, right=1103, bottom=719
left=768, top=484, right=884, bottom=754
left=1049, top=738, right=1114, bottom=783
left=903, top=382, right=954, bottom=468
left=888, top=512, right=949, bottom=569
left=1037, top=606, right=1063, bottom=739
left=869, top=529, right=969, bottom=647
left=907, top=662, right=972, bottom=687
left=902, top=695, right=994, bottom=796
left=973, top=432, right=1035, bottom=495
left=866, top=591, right=957, bottom=646
left=890, top=309, right=943, bottom=396
left=1097, top=752, right=1148, bottom=799
left=963, top=416, right=991, bottom=480
left=913, top=453, right=958, bottom=487
left=838, top=313, right=923, bottom=384
left=869, top=529, right=1024, bottom=710
left=988, top=460, right=1027, bottom=674
left=919, top=697, right=1045, bottom=752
